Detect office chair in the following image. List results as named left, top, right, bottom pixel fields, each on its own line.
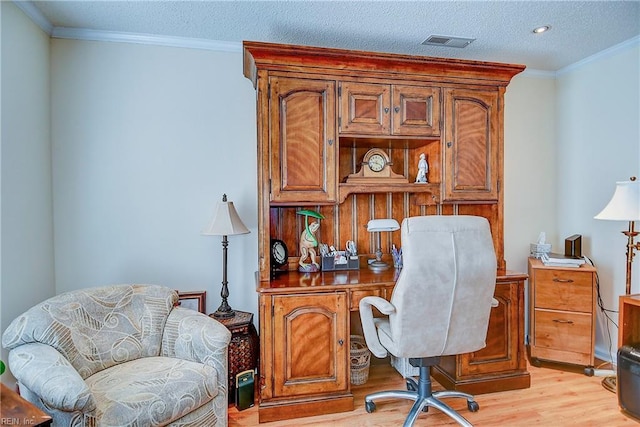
left=359, top=215, right=497, bottom=427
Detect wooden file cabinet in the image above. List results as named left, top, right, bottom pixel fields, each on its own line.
left=528, top=258, right=596, bottom=368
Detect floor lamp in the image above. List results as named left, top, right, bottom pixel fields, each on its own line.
left=593, top=177, right=640, bottom=392
left=202, top=194, right=250, bottom=319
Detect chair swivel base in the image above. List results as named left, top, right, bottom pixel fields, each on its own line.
left=364, top=360, right=479, bottom=427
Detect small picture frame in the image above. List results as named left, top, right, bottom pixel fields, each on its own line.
left=177, top=291, right=206, bottom=313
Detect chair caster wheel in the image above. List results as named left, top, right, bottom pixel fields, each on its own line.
left=406, top=378, right=417, bottom=391
left=467, top=400, right=479, bottom=412
left=365, top=401, right=376, bottom=413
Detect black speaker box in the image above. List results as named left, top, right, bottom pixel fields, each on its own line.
left=564, top=234, right=582, bottom=258
left=618, top=344, right=640, bottom=420
left=235, top=369, right=255, bottom=411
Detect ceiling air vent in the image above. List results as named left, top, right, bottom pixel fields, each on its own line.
left=421, top=35, right=475, bottom=48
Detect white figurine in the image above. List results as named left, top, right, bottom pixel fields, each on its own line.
left=416, top=153, right=428, bottom=183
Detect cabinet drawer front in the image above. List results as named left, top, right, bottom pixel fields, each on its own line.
left=534, top=270, right=593, bottom=312
left=533, top=309, right=592, bottom=354
left=350, top=289, right=382, bottom=311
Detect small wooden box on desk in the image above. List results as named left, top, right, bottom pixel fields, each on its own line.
left=527, top=258, right=597, bottom=369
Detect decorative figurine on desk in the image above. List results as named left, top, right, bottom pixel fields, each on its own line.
left=416, top=153, right=428, bottom=183
left=297, top=209, right=324, bottom=272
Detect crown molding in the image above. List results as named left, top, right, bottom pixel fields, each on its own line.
left=51, top=27, right=242, bottom=53
left=13, top=0, right=53, bottom=34
left=557, top=35, right=640, bottom=76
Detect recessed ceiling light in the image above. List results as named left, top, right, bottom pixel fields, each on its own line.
left=532, top=25, right=551, bottom=34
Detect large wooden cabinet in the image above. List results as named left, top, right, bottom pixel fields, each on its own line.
left=244, top=41, right=526, bottom=422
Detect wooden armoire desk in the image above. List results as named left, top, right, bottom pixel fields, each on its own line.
left=243, top=41, right=528, bottom=422
left=256, top=266, right=529, bottom=422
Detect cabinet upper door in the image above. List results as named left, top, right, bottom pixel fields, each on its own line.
left=339, top=82, right=441, bottom=137
left=269, top=77, right=337, bottom=204
left=443, top=88, right=499, bottom=201
left=272, top=292, right=348, bottom=398
left=339, top=81, right=391, bottom=135
left=391, top=85, right=441, bottom=136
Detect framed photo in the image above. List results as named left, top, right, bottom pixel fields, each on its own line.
left=177, top=291, right=206, bottom=313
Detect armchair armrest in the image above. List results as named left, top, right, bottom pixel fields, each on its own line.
left=359, top=296, right=396, bottom=358
left=161, top=307, right=231, bottom=369
left=8, top=343, right=95, bottom=412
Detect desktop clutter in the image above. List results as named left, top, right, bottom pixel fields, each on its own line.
left=293, top=210, right=403, bottom=273
left=530, top=232, right=586, bottom=267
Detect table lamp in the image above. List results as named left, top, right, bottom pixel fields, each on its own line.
left=367, top=219, right=400, bottom=272
left=202, top=194, right=250, bottom=319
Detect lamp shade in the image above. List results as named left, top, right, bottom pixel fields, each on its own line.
left=202, top=195, right=250, bottom=236
left=594, top=180, right=640, bottom=221
left=367, top=219, right=400, bottom=232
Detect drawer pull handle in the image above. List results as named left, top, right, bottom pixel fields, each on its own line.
left=552, top=319, right=574, bottom=324
left=338, top=339, right=344, bottom=346
left=553, top=278, right=574, bottom=283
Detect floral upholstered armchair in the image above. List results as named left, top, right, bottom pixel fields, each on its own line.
left=2, top=284, right=232, bottom=427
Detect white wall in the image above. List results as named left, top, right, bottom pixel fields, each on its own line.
left=51, top=39, right=259, bottom=316
left=556, top=40, right=640, bottom=361
left=1, top=2, right=54, bottom=384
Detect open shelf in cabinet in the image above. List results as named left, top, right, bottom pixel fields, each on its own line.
left=337, top=137, right=440, bottom=203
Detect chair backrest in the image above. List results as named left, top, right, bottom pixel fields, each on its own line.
left=388, top=215, right=497, bottom=358
left=2, top=284, right=177, bottom=379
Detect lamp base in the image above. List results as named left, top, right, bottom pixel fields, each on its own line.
left=368, top=260, right=390, bottom=272
left=213, top=308, right=236, bottom=319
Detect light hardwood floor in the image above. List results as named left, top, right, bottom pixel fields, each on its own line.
left=229, top=361, right=637, bottom=426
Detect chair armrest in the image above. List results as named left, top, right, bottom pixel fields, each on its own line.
left=8, top=343, right=95, bottom=412
left=359, top=296, right=396, bottom=358
left=162, top=307, right=232, bottom=368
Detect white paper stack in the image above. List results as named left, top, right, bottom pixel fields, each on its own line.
left=541, top=252, right=586, bottom=268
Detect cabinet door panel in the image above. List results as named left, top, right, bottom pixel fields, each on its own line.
left=270, top=77, right=336, bottom=203
left=272, top=293, right=348, bottom=397
left=443, top=89, right=498, bottom=201
left=392, top=85, right=441, bottom=136
left=339, top=82, right=391, bottom=134
left=461, top=280, right=520, bottom=374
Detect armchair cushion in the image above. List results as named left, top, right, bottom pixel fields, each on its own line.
left=85, top=356, right=216, bottom=426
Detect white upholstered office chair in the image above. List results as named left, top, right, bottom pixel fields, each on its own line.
left=359, top=215, right=497, bottom=427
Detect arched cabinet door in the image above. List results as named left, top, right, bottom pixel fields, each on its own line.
left=271, top=292, right=348, bottom=397
left=269, top=76, right=337, bottom=204
left=443, top=88, right=499, bottom=202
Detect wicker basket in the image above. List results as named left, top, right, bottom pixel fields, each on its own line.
left=350, top=335, right=371, bottom=385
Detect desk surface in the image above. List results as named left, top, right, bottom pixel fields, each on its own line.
left=260, top=265, right=526, bottom=293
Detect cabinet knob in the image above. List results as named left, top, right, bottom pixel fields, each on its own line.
left=447, top=141, right=453, bottom=148
left=384, top=107, right=390, bottom=114
left=328, top=139, right=334, bottom=146
left=394, top=106, right=400, bottom=113
left=338, top=339, right=344, bottom=346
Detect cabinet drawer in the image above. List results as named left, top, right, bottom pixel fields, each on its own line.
left=533, top=309, right=592, bottom=353
left=534, top=269, right=593, bottom=312
left=350, top=289, right=382, bottom=311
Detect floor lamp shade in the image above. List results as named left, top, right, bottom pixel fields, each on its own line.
left=202, top=194, right=250, bottom=319
left=594, top=179, right=640, bottom=221
left=594, top=178, right=640, bottom=296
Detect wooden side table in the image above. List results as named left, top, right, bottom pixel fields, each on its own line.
left=212, top=310, right=259, bottom=403
left=0, top=383, right=52, bottom=426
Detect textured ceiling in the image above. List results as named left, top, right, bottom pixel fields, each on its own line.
left=27, top=0, right=640, bottom=71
